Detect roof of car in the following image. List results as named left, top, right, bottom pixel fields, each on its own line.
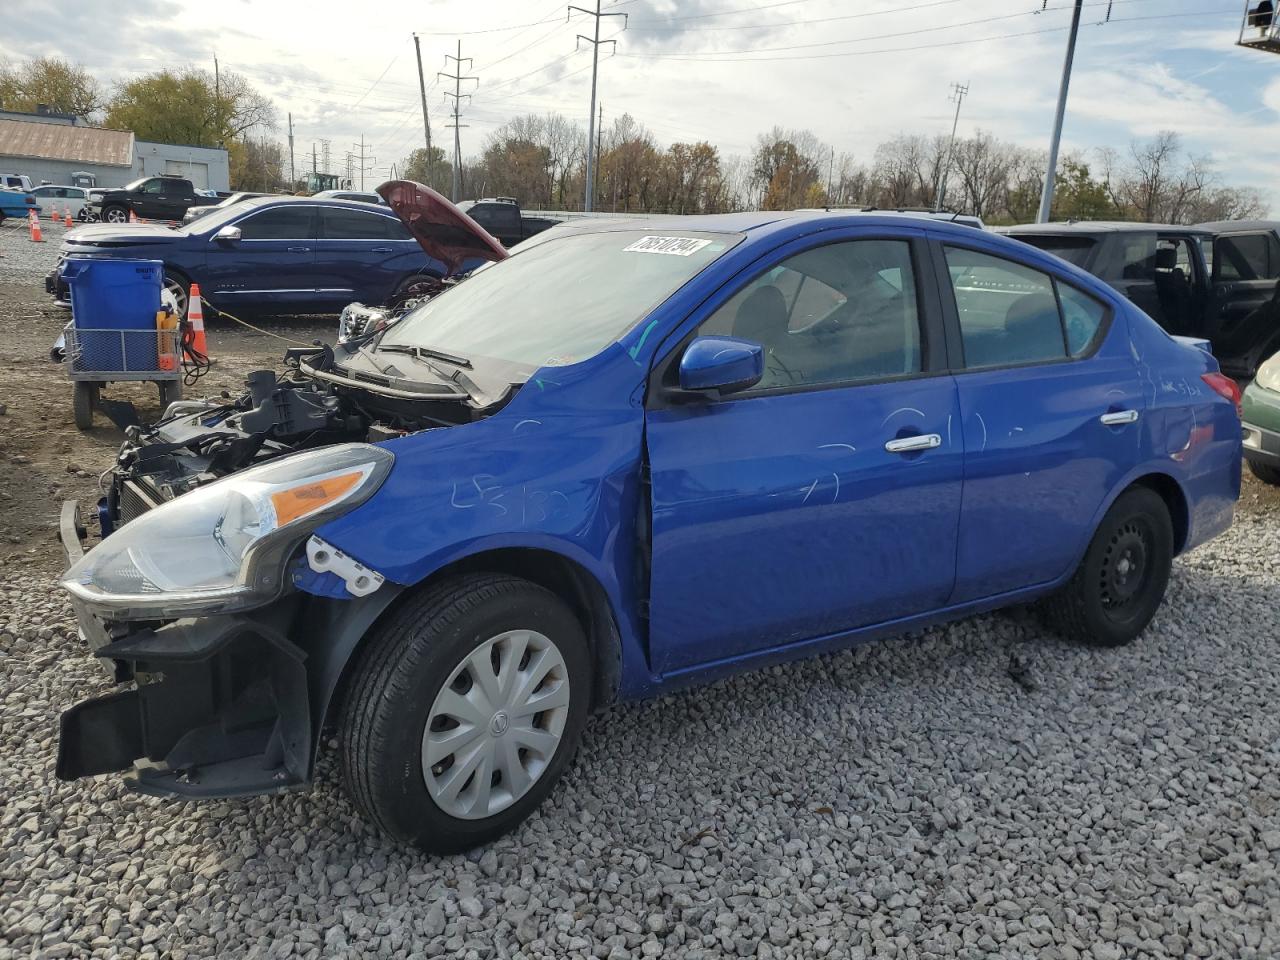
left=1002, top=220, right=1212, bottom=236
left=1194, top=220, right=1280, bottom=233
left=541, top=210, right=996, bottom=237
left=232, top=195, right=398, bottom=213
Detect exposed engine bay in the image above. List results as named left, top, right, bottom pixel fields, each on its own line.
left=104, top=300, right=517, bottom=531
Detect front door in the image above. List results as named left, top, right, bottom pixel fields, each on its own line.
left=938, top=240, right=1144, bottom=602
left=203, top=205, right=318, bottom=311
left=645, top=234, right=963, bottom=675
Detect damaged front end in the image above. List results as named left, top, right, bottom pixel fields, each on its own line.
left=57, top=336, right=517, bottom=797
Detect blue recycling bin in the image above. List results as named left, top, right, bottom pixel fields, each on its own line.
left=61, top=258, right=162, bottom=371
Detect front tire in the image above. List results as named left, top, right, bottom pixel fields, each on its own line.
left=340, top=574, right=590, bottom=852
left=1040, top=487, right=1173, bottom=647
left=72, top=382, right=98, bottom=429
left=102, top=204, right=129, bottom=224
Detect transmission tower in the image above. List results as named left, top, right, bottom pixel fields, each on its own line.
left=439, top=41, right=478, bottom=202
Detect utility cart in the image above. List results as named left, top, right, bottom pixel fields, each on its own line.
left=59, top=258, right=182, bottom=430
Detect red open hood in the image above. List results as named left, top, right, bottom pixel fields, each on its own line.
left=376, top=180, right=508, bottom=276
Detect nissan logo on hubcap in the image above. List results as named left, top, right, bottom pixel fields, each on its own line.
left=489, top=711, right=510, bottom=737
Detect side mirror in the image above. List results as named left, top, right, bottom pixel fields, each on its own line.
left=214, top=225, right=241, bottom=243
left=677, top=336, right=764, bottom=397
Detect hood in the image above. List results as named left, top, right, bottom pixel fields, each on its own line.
left=61, top=223, right=179, bottom=248
left=376, top=180, right=508, bottom=276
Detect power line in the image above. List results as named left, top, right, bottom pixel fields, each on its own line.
left=614, top=10, right=1237, bottom=63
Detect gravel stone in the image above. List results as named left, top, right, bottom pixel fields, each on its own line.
left=1, top=222, right=1279, bottom=956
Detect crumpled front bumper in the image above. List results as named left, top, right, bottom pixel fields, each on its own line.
left=56, top=502, right=312, bottom=798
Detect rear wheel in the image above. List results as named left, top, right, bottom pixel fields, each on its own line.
left=1247, top=459, right=1280, bottom=486
left=340, top=574, right=590, bottom=852
left=1040, top=487, right=1173, bottom=647
left=72, top=382, right=98, bottom=430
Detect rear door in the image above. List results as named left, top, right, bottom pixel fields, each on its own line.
left=203, top=205, right=318, bottom=311
left=314, top=205, right=424, bottom=307
left=645, top=230, right=964, bottom=675
left=936, top=238, right=1144, bottom=602
left=1207, top=230, right=1280, bottom=368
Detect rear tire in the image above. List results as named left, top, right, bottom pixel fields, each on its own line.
left=1247, top=459, right=1280, bottom=486
left=1040, top=487, right=1173, bottom=647
left=72, top=382, right=97, bottom=430
left=340, top=573, right=590, bottom=852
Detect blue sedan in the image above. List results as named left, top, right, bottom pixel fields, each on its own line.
left=46, top=195, right=462, bottom=317
left=58, top=212, right=1241, bottom=852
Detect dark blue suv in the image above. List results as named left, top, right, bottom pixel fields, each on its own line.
left=46, top=196, right=459, bottom=317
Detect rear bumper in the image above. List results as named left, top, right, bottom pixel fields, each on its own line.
left=1242, top=384, right=1280, bottom=468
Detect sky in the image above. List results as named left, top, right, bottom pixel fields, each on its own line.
left=2, top=0, right=1277, bottom=204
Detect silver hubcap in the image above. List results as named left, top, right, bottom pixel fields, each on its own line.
left=422, top=629, right=570, bottom=820
left=163, top=278, right=188, bottom=318
left=105, top=208, right=126, bottom=223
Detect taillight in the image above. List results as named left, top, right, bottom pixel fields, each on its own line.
left=1202, top=372, right=1242, bottom=418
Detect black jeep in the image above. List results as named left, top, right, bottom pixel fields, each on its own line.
left=1004, top=220, right=1280, bottom=379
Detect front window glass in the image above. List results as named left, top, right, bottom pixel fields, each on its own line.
left=696, top=240, right=921, bottom=389
left=238, top=206, right=315, bottom=240
left=139, top=179, right=163, bottom=194
left=382, top=231, right=740, bottom=369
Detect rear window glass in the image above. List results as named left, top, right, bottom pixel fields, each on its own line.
left=945, top=247, right=1067, bottom=367
left=1215, top=233, right=1280, bottom=281
left=321, top=208, right=410, bottom=241
left=1015, top=235, right=1096, bottom=268
left=1057, top=284, right=1107, bottom=356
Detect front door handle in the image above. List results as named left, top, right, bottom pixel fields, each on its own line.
left=371, top=246, right=394, bottom=254
left=1100, top=410, right=1139, bottom=425
left=885, top=433, right=942, bottom=454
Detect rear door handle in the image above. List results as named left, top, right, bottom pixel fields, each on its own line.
left=1100, top=410, right=1139, bottom=425
left=287, top=246, right=311, bottom=253
left=884, top=434, right=942, bottom=454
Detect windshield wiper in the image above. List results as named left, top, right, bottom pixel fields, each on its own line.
left=378, top=344, right=483, bottom=398
left=380, top=343, right=472, bottom=369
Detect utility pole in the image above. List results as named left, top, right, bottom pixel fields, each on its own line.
left=287, top=112, right=295, bottom=192
left=413, top=33, right=434, bottom=185
left=934, top=81, right=968, bottom=212
left=1038, top=0, right=1084, bottom=223
left=213, top=54, right=222, bottom=145
left=595, top=101, right=603, bottom=210
left=569, top=0, right=627, bottom=212
left=439, top=40, right=477, bottom=202
left=827, top=146, right=835, bottom=206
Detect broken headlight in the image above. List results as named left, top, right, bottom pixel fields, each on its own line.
left=62, top=444, right=393, bottom=619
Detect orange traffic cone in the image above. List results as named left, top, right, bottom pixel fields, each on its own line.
left=128, top=209, right=137, bottom=223
left=64, top=207, right=73, bottom=227
left=29, top=211, right=44, bottom=242
left=187, top=283, right=209, bottom=359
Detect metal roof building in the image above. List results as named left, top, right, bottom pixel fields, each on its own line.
left=0, top=110, right=229, bottom=190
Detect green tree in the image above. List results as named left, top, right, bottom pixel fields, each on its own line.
left=0, top=56, right=102, bottom=118
left=399, top=146, right=452, bottom=196
left=1052, top=158, right=1113, bottom=221
left=105, top=68, right=273, bottom=147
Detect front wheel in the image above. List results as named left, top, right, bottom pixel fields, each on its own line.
left=72, top=382, right=98, bottom=430
left=101, top=205, right=129, bottom=224
left=1040, top=487, right=1173, bottom=647
left=340, top=574, right=590, bottom=852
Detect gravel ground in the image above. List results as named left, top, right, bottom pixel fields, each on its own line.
left=2, top=222, right=1280, bottom=959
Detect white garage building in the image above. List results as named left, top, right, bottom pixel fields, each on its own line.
left=0, top=108, right=230, bottom=191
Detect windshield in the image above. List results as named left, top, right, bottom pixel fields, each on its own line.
left=380, top=230, right=742, bottom=370
left=1014, top=235, right=1096, bottom=268
left=121, top=177, right=149, bottom=192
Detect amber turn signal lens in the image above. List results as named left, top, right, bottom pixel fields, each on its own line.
left=270, top=471, right=364, bottom=526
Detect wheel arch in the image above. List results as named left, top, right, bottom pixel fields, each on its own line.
left=1125, top=471, right=1190, bottom=555
left=314, top=546, right=623, bottom=756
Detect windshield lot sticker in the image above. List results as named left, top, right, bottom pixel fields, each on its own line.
left=624, top=236, right=712, bottom=256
